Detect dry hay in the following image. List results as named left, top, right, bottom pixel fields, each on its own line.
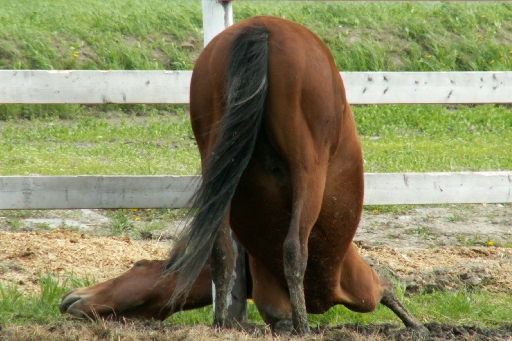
left=1, top=229, right=511, bottom=296
left=0, top=229, right=169, bottom=295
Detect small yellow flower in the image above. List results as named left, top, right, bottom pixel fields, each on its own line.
left=372, top=209, right=379, bottom=214
left=135, top=217, right=141, bottom=221
left=131, top=208, right=139, bottom=212
left=73, top=51, right=79, bottom=58
left=509, top=50, right=512, bottom=55
left=487, top=241, right=495, bottom=247
left=490, top=60, right=495, bottom=64
left=427, top=55, right=433, bottom=59
left=481, top=15, right=486, bottom=18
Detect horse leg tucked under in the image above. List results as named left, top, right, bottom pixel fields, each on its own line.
left=335, top=243, right=428, bottom=334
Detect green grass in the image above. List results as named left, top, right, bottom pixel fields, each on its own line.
left=236, top=2, right=512, bottom=72
left=105, top=209, right=176, bottom=238
left=164, top=285, right=512, bottom=328
left=0, top=0, right=202, bottom=71
left=357, top=104, right=512, bottom=173
left=2, top=274, right=511, bottom=329
left=0, top=109, right=200, bottom=175
left=0, top=272, right=94, bottom=324
left=1, top=1, right=510, bottom=72
left=1, top=104, right=510, bottom=176
left=308, top=290, right=512, bottom=328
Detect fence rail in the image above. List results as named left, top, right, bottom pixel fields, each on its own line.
left=0, top=172, right=510, bottom=210
left=2, top=70, right=511, bottom=105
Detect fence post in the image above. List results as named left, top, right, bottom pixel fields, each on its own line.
left=202, top=0, right=233, bottom=47
left=201, top=0, right=247, bottom=324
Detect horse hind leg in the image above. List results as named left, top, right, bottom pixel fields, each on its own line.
left=284, top=165, right=328, bottom=334
left=283, top=212, right=309, bottom=334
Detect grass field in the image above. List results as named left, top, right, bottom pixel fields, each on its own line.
left=1, top=1, right=510, bottom=71
left=1, top=0, right=511, bottom=339
left=0, top=104, right=510, bottom=176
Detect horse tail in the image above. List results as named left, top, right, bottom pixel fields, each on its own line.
left=165, top=24, right=269, bottom=305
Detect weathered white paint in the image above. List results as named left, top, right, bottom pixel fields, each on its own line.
left=2, top=70, right=510, bottom=104
left=202, top=0, right=233, bottom=47
left=364, top=172, right=512, bottom=205
left=0, top=175, right=200, bottom=210
left=1, top=172, right=510, bottom=209
left=344, top=71, right=512, bottom=104
left=0, top=70, right=192, bottom=104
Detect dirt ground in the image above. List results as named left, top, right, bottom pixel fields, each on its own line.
left=1, top=204, right=511, bottom=295
left=1, top=204, right=511, bottom=340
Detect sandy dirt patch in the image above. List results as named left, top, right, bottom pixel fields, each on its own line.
left=1, top=204, right=511, bottom=296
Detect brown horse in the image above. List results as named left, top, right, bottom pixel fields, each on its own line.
left=164, top=15, right=427, bottom=335
left=60, top=259, right=213, bottom=320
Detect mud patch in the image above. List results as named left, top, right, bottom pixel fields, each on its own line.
left=1, top=320, right=512, bottom=341
left=323, top=322, right=512, bottom=340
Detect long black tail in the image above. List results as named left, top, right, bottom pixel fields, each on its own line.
left=165, top=24, right=269, bottom=305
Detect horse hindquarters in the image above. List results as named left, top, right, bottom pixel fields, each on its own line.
left=260, top=19, right=347, bottom=334
left=180, top=23, right=270, bottom=327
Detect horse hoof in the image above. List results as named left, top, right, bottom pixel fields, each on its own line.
left=294, top=325, right=311, bottom=336
left=271, top=318, right=293, bottom=336
left=410, top=325, right=430, bottom=339
left=213, top=318, right=236, bottom=329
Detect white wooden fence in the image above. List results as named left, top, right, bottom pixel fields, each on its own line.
left=0, top=1, right=511, bottom=210
left=2, top=70, right=511, bottom=105
left=1, top=69, right=511, bottom=209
